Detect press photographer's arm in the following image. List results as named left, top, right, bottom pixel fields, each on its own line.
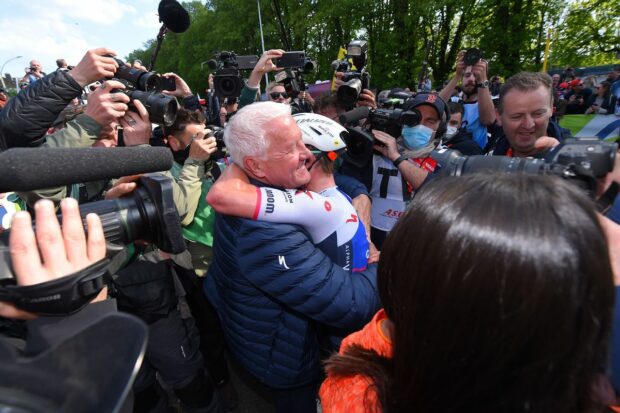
left=0, top=198, right=106, bottom=319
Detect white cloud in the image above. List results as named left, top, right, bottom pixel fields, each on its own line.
left=134, top=11, right=162, bottom=30
left=46, top=0, right=137, bottom=26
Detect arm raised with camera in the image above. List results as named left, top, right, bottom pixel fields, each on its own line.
left=372, top=130, right=428, bottom=190
left=238, top=49, right=284, bottom=108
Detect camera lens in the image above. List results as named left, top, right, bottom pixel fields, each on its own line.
left=338, top=78, right=363, bottom=106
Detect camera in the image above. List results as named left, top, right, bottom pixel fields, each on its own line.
left=206, top=125, right=228, bottom=160
left=0, top=174, right=186, bottom=283
left=463, top=48, right=483, bottom=67
left=109, top=57, right=179, bottom=126
left=338, top=105, right=422, bottom=166
left=432, top=138, right=617, bottom=199
left=207, top=51, right=258, bottom=99
left=331, top=40, right=370, bottom=107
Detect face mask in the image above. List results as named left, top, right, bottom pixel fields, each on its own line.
left=445, top=126, right=458, bottom=139
left=402, top=124, right=434, bottom=150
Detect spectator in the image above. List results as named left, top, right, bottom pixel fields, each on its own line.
left=489, top=75, right=502, bottom=96
left=439, top=50, right=496, bottom=149
left=56, top=58, right=69, bottom=71
left=605, top=66, right=620, bottom=98
left=565, top=78, right=593, bottom=114
left=0, top=87, right=7, bottom=110
left=585, top=81, right=617, bottom=115
left=267, top=81, right=291, bottom=104
left=320, top=174, right=616, bottom=413
left=493, top=72, right=569, bottom=158
left=561, top=66, right=576, bottom=82
left=21, top=59, right=45, bottom=85
left=441, top=101, right=483, bottom=155
left=205, top=101, right=380, bottom=413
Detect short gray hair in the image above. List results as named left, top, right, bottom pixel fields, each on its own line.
left=223, top=101, right=292, bottom=166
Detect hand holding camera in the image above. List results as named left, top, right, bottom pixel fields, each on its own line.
left=0, top=198, right=106, bottom=319
left=69, top=48, right=120, bottom=87
left=119, top=99, right=152, bottom=146
left=161, top=72, right=192, bottom=99
left=189, top=131, right=217, bottom=161
left=84, top=80, right=130, bottom=127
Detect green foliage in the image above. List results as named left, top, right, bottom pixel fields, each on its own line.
left=126, top=0, right=619, bottom=94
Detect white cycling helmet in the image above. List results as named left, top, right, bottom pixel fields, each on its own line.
left=293, top=113, right=348, bottom=162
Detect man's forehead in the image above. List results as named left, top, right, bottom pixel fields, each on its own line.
left=502, top=86, right=552, bottom=109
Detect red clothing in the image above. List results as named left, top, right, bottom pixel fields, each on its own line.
left=320, top=309, right=392, bottom=413
left=0, top=98, right=7, bottom=109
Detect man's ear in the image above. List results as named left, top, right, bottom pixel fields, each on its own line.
left=495, top=109, right=502, bottom=127
left=167, top=135, right=181, bottom=151
left=243, top=156, right=266, bottom=179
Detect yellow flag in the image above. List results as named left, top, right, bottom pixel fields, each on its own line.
left=331, top=47, right=348, bottom=92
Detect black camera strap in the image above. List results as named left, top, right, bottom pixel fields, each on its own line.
left=597, top=181, right=619, bottom=214
left=0, top=258, right=111, bottom=316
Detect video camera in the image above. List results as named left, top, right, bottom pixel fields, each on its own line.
left=432, top=138, right=617, bottom=200
left=207, top=51, right=258, bottom=99
left=331, top=40, right=371, bottom=107
left=337, top=105, right=422, bottom=165
left=0, top=174, right=186, bottom=314
left=110, top=57, right=179, bottom=127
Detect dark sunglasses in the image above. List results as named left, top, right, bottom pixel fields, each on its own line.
left=270, top=92, right=288, bottom=99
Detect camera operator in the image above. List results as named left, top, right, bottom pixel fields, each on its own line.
left=1, top=47, right=121, bottom=150
left=267, top=81, right=291, bottom=104
left=340, top=93, right=447, bottom=249
left=492, top=72, right=570, bottom=158
left=439, top=50, right=496, bottom=150
left=203, top=73, right=222, bottom=126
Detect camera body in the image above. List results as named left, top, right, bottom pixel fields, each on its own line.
left=463, top=48, right=482, bottom=67
left=207, top=51, right=258, bottom=99
left=332, top=40, right=371, bottom=107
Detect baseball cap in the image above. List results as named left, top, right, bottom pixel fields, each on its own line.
left=403, top=93, right=447, bottom=119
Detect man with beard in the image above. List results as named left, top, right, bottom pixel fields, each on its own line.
left=439, top=50, right=496, bottom=149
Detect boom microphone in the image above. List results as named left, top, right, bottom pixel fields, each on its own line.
left=158, top=0, right=190, bottom=33
left=0, top=147, right=173, bottom=192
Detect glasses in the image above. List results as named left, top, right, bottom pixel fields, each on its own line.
left=270, top=92, right=288, bottom=100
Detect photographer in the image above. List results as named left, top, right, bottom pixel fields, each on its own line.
left=20, top=60, right=46, bottom=86
left=565, top=78, right=593, bottom=114
left=441, top=102, right=484, bottom=155
left=439, top=49, right=496, bottom=149
left=1, top=47, right=121, bottom=149
left=237, top=49, right=285, bottom=108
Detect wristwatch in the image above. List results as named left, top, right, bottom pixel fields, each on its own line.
left=477, top=80, right=489, bottom=88
left=392, top=154, right=408, bottom=168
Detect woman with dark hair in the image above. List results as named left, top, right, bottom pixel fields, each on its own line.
left=586, top=81, right=617, bottom=115
left=320, top=174, right=617, bottom=413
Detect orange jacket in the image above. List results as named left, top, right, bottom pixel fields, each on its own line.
left=320, top=309, right=392, bottom=413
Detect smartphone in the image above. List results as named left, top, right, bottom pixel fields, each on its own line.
left=236, top=55, right=259, bottom=70
left=161, top=76, right=176, bottom=91
left=276, top=51, right=306, bottom=69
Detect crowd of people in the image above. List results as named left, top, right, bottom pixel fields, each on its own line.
left=0, top=45, right=619, bottom=413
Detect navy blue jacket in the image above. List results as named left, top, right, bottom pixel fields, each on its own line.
left=205, top=182, right=380, bottom=388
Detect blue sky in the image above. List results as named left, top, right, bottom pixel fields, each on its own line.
left=0, top=0, right=163, bottom=81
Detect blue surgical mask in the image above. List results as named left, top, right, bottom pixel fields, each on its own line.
left=402, top=124, right=434, bottom=150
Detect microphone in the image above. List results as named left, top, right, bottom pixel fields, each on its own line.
left=339, top=106, right=370, bottom=125
left=0, top=147, right=173, bottom=192
left=158, top=0, right=190, bottom=33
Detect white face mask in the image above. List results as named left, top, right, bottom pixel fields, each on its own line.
left=445, top=126, right=458, bottom=139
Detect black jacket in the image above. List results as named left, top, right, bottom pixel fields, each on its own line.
left=0, top=70, right=83, bottom=149
left=444, top=129, right=484, bottom=156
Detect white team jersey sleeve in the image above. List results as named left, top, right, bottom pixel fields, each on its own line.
left=253, top=187, right=347, bottom=244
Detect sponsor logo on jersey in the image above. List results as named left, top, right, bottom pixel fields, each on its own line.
left=346, top=214, right=358, bottom=223
left=381, top=208, right=404, bottom=219
left=324, top=201, right=332, bottom=211
left=265, top=188, right=275, bottom=214
left=278, top=255, right=290, bottom=269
